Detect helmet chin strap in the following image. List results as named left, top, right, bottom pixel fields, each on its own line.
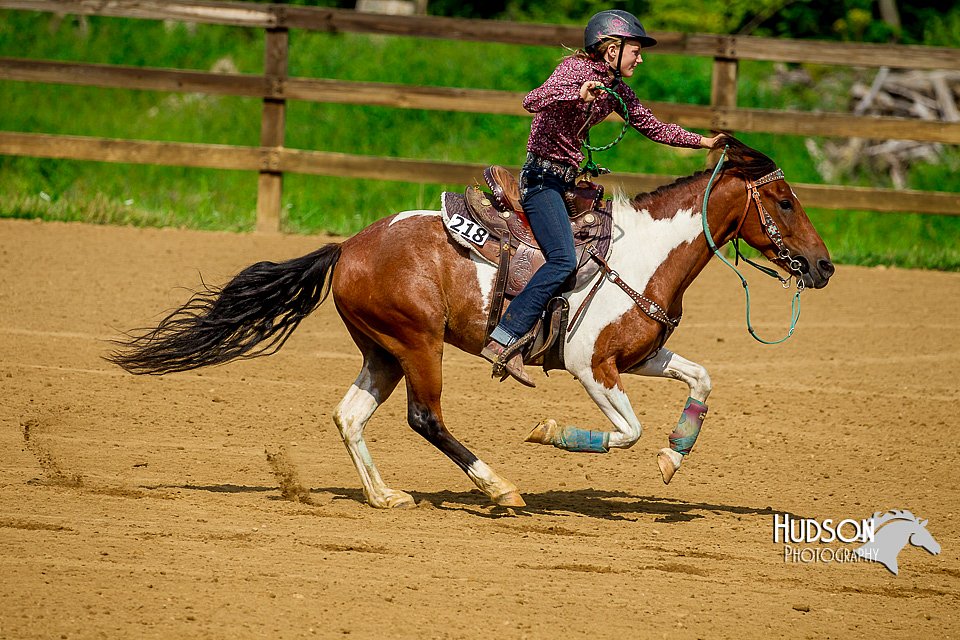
left=611, top=37, right=624, bottom=79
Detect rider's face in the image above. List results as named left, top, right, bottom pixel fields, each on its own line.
left=607, top=40, right=643, bottom=77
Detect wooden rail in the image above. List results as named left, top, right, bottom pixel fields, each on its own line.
left=3, top=57, right=958, bottom=145
left=1, top=0, right=958, bottom=230
left=3, top=1, right=958, bottom=70
left=4, top=131, right=957, bottom=216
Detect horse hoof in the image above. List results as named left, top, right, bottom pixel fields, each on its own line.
left=493, top=491, right=526, bottom=508
left=525, top=419, right=560, bottom=445
left=368, top=490, right=416, bottom=509
left=657, top=448, right=679, bottom=485
left=385, top=495, right=417, bottom=509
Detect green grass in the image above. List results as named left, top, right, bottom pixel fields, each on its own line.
left=802, top=209, right=960, bottom=271
left=1, top=10, right=958, bottom=269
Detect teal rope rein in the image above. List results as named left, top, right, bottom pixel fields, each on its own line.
left=702, top=147, right=802, bottom=345
left=581, top=85, right=629, bottom=177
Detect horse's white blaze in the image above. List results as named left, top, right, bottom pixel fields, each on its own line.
left=389, top=209, right=441, bottom=226
left=466, top=460, right=519, bottom=500
left=564, top=201, right=704, bottom=385
left=628, top=348, right=713, bottom=402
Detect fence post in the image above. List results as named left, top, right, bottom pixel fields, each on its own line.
left=256, top=25, right=288, bottom=233
left=709, top=46, right=738, bottom=165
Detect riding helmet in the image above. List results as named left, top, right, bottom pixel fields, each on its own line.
left=584, top=9, right=657, bottom=53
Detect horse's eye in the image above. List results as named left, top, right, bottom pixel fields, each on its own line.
left=779, top=199, right=793, bottom=211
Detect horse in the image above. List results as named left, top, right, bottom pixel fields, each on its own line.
left=855, top=510, right=941, bottom=575
left=107, top=137, right=834, bottom=509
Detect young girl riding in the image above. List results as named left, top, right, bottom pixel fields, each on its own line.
left=482, top=9, right=722, bottom=387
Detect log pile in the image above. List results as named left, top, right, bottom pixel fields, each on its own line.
left=355, top=0, right=428, bottom=15
left=800, top=67, right=960, bottom=188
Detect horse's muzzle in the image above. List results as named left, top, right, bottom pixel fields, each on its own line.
left=796, top=255, right=835, bottom=289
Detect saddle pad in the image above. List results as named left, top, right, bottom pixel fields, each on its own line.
left=442, top=191, right=500, bottom=266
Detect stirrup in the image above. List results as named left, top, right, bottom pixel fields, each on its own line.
left=481, top=337, right=535, bottom=388
left=499, top=332, right=537, bottom=387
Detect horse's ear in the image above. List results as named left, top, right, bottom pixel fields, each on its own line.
left=921, top=519, right=928, bottom=527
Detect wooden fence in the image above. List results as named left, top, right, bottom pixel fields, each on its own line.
left=1, top=0, right=958, bottom=232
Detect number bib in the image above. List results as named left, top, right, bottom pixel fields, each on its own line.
left=444, top=213, right=489, bottom=247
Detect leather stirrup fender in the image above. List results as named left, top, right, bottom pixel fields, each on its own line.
left=564, top=181, right=606, bottom=218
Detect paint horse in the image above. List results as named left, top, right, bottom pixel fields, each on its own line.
left=108, top=137, right=834, bottom=509
left=855, top=510, right=941, bottom=575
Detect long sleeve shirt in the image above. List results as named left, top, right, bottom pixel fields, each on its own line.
left=523, top=55, right=703, bottom=169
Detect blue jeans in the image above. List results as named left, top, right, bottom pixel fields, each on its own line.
left=492, top=165, right=577, bottom=342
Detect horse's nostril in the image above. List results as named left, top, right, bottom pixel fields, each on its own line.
left=818, top=259, right=835, bottom=277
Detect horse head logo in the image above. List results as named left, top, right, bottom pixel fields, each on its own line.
left=854, top=510, right=940, bottom=575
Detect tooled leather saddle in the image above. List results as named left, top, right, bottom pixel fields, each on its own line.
left=441, top=165, right=614, bottom=371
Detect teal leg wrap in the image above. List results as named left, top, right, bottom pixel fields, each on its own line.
left=557, top=426, right=609, bottom=453
left=669, top=397, right=707, bottom=456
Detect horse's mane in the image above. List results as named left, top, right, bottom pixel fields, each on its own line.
left=631, top=135, right=778, bottom=211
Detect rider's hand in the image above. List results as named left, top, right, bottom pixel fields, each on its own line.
left=580, top=81, right=602, bottom=102
left=700, top=134, right=724, bottom=149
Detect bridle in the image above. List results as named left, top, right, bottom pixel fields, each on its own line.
left=728, top=167, right=807, bottom=289
left=702, top=147, right=804, bottom=345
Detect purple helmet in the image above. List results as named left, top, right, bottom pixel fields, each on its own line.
left=584, top=9, right=657, bottom=53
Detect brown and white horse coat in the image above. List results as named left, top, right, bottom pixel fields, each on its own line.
left=108, top=140, right=834, bottom=509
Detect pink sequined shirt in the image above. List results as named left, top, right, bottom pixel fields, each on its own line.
left=524, top=55, right=702, bottom=168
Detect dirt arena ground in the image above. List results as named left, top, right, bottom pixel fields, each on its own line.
left=1, top=217, right=958, bottom=639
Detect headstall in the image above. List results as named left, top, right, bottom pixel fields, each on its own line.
left=701, top=147, right=804, bottom=345
left=738, top=167, right=806, bottom=287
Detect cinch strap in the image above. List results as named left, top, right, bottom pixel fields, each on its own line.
left=669, top=397, right=708, bottom=456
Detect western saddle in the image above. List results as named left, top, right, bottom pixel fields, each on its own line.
left=441, top=165, right=614, bottom=371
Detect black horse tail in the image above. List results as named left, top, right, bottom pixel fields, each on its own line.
left=106, top=243, right=342, bottom=375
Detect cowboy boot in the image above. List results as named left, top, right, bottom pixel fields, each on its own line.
left=481, top=339, right=536, bottom=388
